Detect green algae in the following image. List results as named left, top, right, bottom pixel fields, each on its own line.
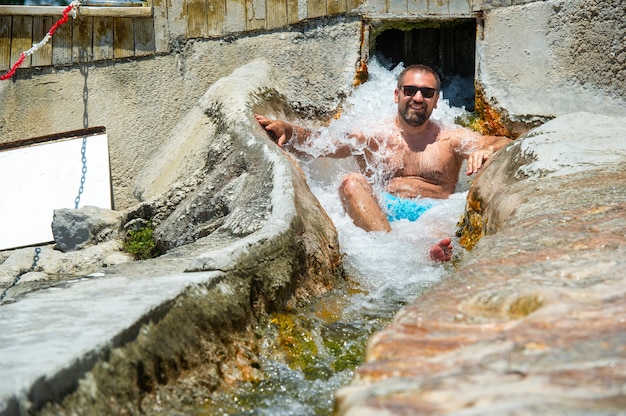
left=123, top=221, right=159, bottom=260
left=198, top=282, right=386, bottom=415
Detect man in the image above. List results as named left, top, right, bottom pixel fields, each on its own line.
left=256, top=64, right=511, bottom=262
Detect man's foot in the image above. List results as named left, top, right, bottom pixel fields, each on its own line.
left=430, top=237, right=452, bottom=262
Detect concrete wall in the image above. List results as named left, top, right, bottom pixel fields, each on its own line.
left=476, top=0, right=625, bottom=132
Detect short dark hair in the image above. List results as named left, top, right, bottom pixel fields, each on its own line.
left=397, top=65, right=441, bottom=90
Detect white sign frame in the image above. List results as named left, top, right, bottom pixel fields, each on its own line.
left=0, top=127, right=112, bottom=251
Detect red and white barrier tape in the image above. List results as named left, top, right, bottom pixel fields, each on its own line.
left=0, top=0, right=81, bottom=81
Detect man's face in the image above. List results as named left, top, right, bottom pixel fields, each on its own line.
left=394, top=71, right=439, bottom=127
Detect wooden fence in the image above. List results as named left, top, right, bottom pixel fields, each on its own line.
left=0, top=5, right=154, bottom=72
left=0, top=0, right=368, bottom=73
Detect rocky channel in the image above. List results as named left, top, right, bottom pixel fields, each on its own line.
left=335, top=113, right=626, bottom=415
left=0, top=0, right=625, bottom=412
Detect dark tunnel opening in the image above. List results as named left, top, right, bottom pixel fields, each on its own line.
left=373, top=20, right=477, bottom=111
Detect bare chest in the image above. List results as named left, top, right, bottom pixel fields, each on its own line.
left=391, top=140, right=459, bottom=182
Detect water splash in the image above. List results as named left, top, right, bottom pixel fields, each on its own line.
left=302, top=59, right=469, bottom=301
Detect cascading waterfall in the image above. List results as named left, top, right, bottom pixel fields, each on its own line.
left=200, top=59, right=474, bottom=415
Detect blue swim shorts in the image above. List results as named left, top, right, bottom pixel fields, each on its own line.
left=381, top=192, right=435, bottom=222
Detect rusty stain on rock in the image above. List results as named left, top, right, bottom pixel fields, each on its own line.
left=473, top=83, right=512, bottom=137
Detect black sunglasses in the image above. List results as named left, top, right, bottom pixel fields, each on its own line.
left=401, top=86, right=437, bottom=99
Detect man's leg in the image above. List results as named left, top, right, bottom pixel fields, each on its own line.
left=340, top=173, right=453, bottom=262
left=339, top=173, right=391, bottom=232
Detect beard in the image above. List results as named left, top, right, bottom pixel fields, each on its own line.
left=399, top=105, right=430, bottom=127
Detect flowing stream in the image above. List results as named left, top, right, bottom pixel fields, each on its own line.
left=200, top=61, right=472, bottom=415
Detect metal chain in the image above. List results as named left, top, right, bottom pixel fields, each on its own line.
left=1, top=2, right=86, bottom=303
left=0, top=248, right=41, bottom=301
left=74, top=137, right=88, bottom=208
left=74, top=64, right=89, bottom=209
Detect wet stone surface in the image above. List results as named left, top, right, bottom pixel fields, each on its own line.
left=335, top=115, right=626, bottom=415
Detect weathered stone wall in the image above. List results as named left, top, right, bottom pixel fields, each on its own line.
left=476, top=0, right=626, bottom=134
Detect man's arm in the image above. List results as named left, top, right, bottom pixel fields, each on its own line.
left=255, top=114, right=310, bottom=148
left=255, top=114, right=357, bottom=158
left=465, top=135, right=512, bottom=175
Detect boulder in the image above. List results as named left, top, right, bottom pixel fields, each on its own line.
left=51, top=206, right=124, bottom=253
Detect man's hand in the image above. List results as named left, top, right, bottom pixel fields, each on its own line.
left=430, top=237, right=452, bottom=262
left=466, top=146, right=494, bottom=175
left=255, top=114, right=293, bottom=147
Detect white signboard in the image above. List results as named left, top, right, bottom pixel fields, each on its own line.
left=0, top=128, right=112, bottom=251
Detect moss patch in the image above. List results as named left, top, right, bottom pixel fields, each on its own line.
left=123, top=221, right=159, bottom=260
